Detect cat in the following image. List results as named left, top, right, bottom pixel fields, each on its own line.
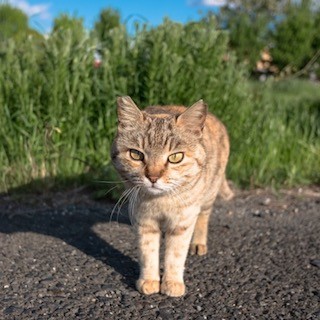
left=111, top=96, right=233, bottom=297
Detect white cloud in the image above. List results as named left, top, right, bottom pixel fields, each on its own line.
left=190, top=0, right=227, bottom=6
left=9, top=0, right=51, bottom=20
left=202, top=0, right=227, bottom=6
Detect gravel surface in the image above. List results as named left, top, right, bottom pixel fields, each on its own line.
left=0, top=187, right=319, bottom=319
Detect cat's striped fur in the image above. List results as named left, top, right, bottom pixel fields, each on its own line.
left=111, top=96, right=233, bottom=297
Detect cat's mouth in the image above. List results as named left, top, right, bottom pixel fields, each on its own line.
left=142, top=181, right=171, bottom=195
left=140, top=177, right=173, bottom=195
left=145, top=185, right=165, bottom=195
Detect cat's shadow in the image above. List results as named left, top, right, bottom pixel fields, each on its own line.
left=0, top=191, right=139, bottom=290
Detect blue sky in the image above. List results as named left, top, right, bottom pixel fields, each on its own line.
left=8, top=0, right=224, bottom=32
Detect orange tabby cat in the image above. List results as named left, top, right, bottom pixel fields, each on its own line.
left=111, top=96, right=233, bottom=297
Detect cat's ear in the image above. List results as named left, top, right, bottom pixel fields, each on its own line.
left=117, top=96, right=143, bottom=129
left=177, top=99, right=207, bottom=136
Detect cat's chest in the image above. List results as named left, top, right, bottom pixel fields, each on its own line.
left=134, top=195, right=200, bottom=228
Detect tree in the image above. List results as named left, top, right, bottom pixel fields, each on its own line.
left=222, top=10, right=268, bottom=68
left=216, top=3, right=270, bottom=70
left=312, top=9, right=320, bottom=53
left=0, top=4, right=41, bottom=42
left=0, top=3, right=44, bottom=58
left=271, top=0, right=315, bottom=70
left=93, top=8, right=121, bottom=43
left=311, top=9, right=320, bottom=77
left=224, top=0, right=287, bottom=15
left=52, top=14, right=85, bottom=39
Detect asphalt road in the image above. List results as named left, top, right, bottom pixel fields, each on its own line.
left=0, top=188, right=319, bottom=319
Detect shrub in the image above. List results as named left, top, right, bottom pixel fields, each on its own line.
left=0, top=15, right=319, bottom=192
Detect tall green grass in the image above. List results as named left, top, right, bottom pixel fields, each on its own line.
left=0, top=17, right=319, bottom=193
left=229, top=80, right=320, bottom=187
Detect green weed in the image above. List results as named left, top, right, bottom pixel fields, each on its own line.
left=0, top=18, right=319, bottom=194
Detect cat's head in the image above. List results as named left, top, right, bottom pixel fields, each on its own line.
left=111, top=96, right=208, bottom=196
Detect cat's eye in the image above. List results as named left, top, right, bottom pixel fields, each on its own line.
left=168, top=152, right=184, bottom=164
left=129, top=149, right=144, bottom=161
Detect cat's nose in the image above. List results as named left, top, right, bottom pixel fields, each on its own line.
left=145, top=166, right=162, bottom=184
left=147, top=176, right=159, bottom=183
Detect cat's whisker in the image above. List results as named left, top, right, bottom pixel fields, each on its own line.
left=128, top=189, right=134, bottom=224
left=164, top=180, right=182, bottom=193
left=130, top=190, right=135, bottom=225
left=109, top=187, right=133, bottom=223
left=95, top=179, right=129, bottom=184
left=117, top=187, right=134, bottom=221
left=128, top=186, right=140, bottom=225
left=167, top=180, right=181, bottom=188
left=116, top=186, right=137, bottom=223
left=170, top=187, right=184, bottom=204
left=102, top=185, right=118, bottom=197
left=133, top=186, right=141, bottom=224
left=171, top=191, right=182, bottom=204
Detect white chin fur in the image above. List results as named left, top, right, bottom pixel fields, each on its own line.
left=140, top=178, right=171, bottom=195
left=144, top=186, right=165, bottom=195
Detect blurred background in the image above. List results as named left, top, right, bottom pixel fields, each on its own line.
left=0, top=0, right=319, bottom=195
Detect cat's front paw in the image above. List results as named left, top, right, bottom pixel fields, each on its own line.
left=189, top=243, right=207, bottom=256
left=136, top=279, right=160, bottom=295
left=161, top=280, right=185, bottom=297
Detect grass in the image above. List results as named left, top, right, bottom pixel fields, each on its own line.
left=0, top=17, right=319, bottom=194
left=237, top=79, right=320, bottom=187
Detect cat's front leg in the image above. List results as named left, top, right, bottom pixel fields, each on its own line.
left=161, top=217, right=197, bottom=297
left=136, top=222, right=161, bottom=295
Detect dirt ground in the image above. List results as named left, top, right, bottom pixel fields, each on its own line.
left=0, top=187, right=319, bottom=319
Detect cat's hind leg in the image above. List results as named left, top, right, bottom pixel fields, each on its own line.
left=219, top=175, right=234, bottom=201
left=189, top=207, right=211, bottom=256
